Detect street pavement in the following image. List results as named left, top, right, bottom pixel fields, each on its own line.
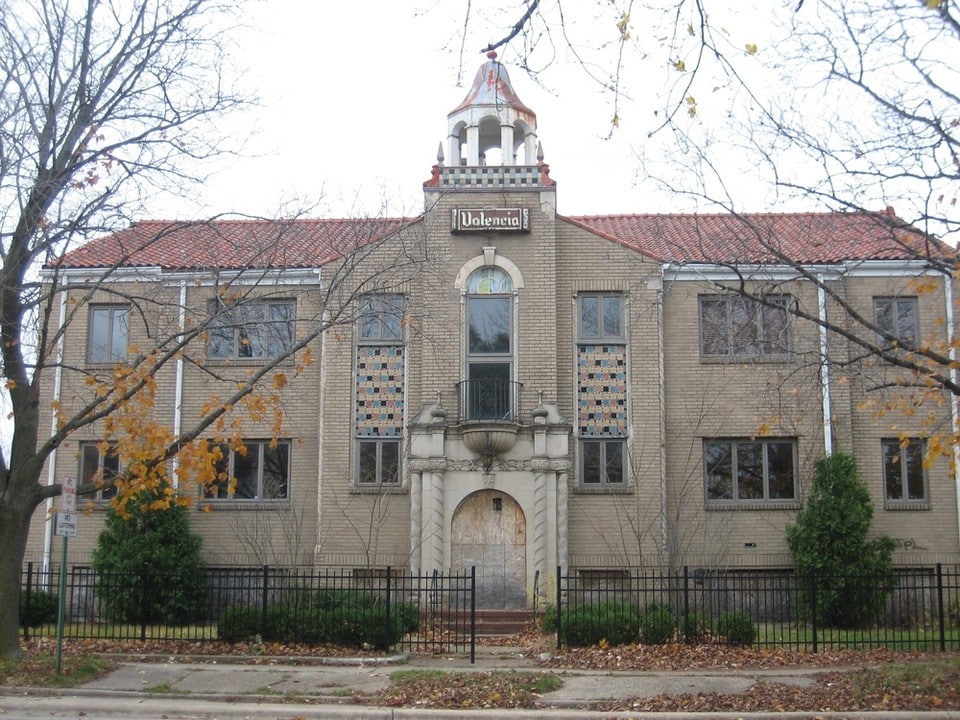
left=1, top=645, right=958, bottom=719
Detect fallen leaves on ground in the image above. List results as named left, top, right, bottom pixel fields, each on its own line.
left=13, top=635, right=960, bottom=713
left=379, top=670, right=556, bottom=709
left=538, top=642, right=960, bottom=713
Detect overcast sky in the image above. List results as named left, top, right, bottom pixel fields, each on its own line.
left=161, top=1, right=762, bottom=221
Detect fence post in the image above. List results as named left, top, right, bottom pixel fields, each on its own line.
left=809, top=570, right=818, bottom=654
left=260, top=565, right=270, bottom=639
left=23, top=562, right=33, bottom=641
left=469, top=566, right=476, bottom=665
left=556, top=565, right=562, bottom=650
left=683, top=566, right=690, bottom=644
left=386, top=566, right=392, bottom=645
left=139, top=561, right=149, bottom=642
left=936, top=564, right=946, bottom=652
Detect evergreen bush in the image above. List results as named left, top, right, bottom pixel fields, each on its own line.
left=217, top=606, right=260, bottom=642
left=717, top=611, right=755, bottom=646
left=640, top=604, right=676, bottom=644
left=786, top=451, right=897, bottom=628
left=680, top=611, right=714, bottom=642
left=559, top=600, right=640, bottom=647
left=92, top=485, right=209, bottom=626
left=19, top=590, right=58, bottom=627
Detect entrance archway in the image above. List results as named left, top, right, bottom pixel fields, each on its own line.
left=451, top=490, right=526, bottom=609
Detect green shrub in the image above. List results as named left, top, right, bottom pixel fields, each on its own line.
left=786, top=452, right=896, bottom=628
left=717, top=611, right=755, bottom=646
left=19, top=590, right=59, bottom=628
left=680, top=611, right=714, bottom=642
left=92, top=484, right=209, bottom=626
left=218, top=592, right=417, bottom=649
left=540, top=605, right=558, bottom=633
left=217, top=606, right=260, bottom=643
left=393, top=600, right=420, bottom=635
left=559, top=601, right=639, bottom=647
left=640, top=604, right=676, bottom=644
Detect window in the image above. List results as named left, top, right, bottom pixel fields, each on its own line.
left=79, top=441, right=119, bottom=500
left=579, top=293, right=623, bottom=342
left=882, top=438, right=927, bottom=504
left=205, top=440, right=290, bottom=501
left=699, top=295, right=789, bottom=358
left=360, top=294, right=404, bottom=342
left=208, top=300, right=295, bottom=360
left=581, top=439, right=626, bottom=486
left=704, top=438, right=797, bottom=505
left=87, top=305, right=129, bottom=364
left=464, top=267, right=514, bottom=420
left=875, top=297, right=918, bottom=347
left=358, top=439, right=400, bottom=486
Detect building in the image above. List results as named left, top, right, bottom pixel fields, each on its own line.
left=28, top=53, right=960, bottom=609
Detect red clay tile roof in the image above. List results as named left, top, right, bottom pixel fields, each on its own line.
left=54, top=217, right=422, bottom=271
left=55, top=210, right=952, bottom=271
left=564, top=211, right=954, bottom=264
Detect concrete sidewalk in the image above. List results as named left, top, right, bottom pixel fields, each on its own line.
left=77, top=645, right=819, bottom=705
left=2, top=646, right=957, bottom=719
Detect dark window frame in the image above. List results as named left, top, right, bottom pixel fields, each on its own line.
left=464, top=268, right=515, bottom=421
left=703, top=437, right=798, bottom=507
left=874, top=296, right=919, bottom=348
left=359, top=294, right=405, bottom=343
left=699, top=294, right=790, bottom=359
left=356, top=438, right=402, bottom=488
left=578, top=293, right=624, bottom=343
left=87, top=305, right=130, bottom=364
left=79, top=441, right=119, bottom=501
left=579, top=438, right=627, bottom=488
left=204, top=439, right=290, bottom=502
left=882, top=437, right=929, bottom=507
left=207, top=299, right=295, bottom=361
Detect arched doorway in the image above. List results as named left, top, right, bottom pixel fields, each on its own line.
left=451, top=490, right=526, bottom=608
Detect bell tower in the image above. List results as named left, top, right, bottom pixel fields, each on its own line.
left=446, top=50, right=538, bottom=166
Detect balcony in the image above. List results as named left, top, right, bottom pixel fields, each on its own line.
left=455, top=379, right=523, bottom=471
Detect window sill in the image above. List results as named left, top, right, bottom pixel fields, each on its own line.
left=884, top=501, right=930, bottom=511
left=197, top=500, right=291, bottom=510
left=705, top=501, right=800, bottom=511
left=350, top=484, right=407, bottom=495
left=204, top=357, right=294, bottom=367
left=574, top=485, right=632, bottom=495
left=699, top=355, right=791, bottom=365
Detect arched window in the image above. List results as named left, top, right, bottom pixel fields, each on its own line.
left=465, top=267, right=514, bottom=420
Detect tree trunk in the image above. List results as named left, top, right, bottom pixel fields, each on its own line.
left=0, top=478, right=43, bottom=659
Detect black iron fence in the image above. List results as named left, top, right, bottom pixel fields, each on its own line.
left=555, top=565, right=960, bottom=651
left=21, top=563, right=477, bottom=661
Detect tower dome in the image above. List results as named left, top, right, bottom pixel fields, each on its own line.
left=446, top=52, right=538, bottom=167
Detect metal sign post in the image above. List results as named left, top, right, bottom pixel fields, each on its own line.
left=54, top=476, right=77, bottom=675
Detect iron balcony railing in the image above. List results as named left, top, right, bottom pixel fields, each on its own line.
left=456, top=379, right=523, bottom=423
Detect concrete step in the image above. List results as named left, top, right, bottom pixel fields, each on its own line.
left=465, top=609, right=535, bottom=637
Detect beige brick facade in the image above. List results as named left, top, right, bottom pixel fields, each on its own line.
left=26, top=56, right=960, bottom=609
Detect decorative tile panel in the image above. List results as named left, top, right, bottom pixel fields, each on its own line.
left=439, top=166, right=546, bottom=189
left=355, top=346, right=404, bottom=436
left=577, top=344, right=627, bottom=437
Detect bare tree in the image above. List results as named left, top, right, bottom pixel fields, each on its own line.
left=0, top=0, right=428, bottom=660
left=458, top=0, right=958, bottom=439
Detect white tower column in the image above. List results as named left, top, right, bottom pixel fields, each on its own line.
left=500, top=124, right=516, bottom=164
left=466, top=125, right=481, bottom=165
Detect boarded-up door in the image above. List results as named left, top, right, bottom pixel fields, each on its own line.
left=451, top=490, right=526, bottom=609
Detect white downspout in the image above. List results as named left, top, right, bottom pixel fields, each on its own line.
left=42, top=287, right=69, bottom=578
left=171, top=280, right=187, bottom=490
left=945, top=277, right=960, bottom=552
left=651, top=272, right=668, bottom=558
left=817, top=275, right=833, bottom=456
